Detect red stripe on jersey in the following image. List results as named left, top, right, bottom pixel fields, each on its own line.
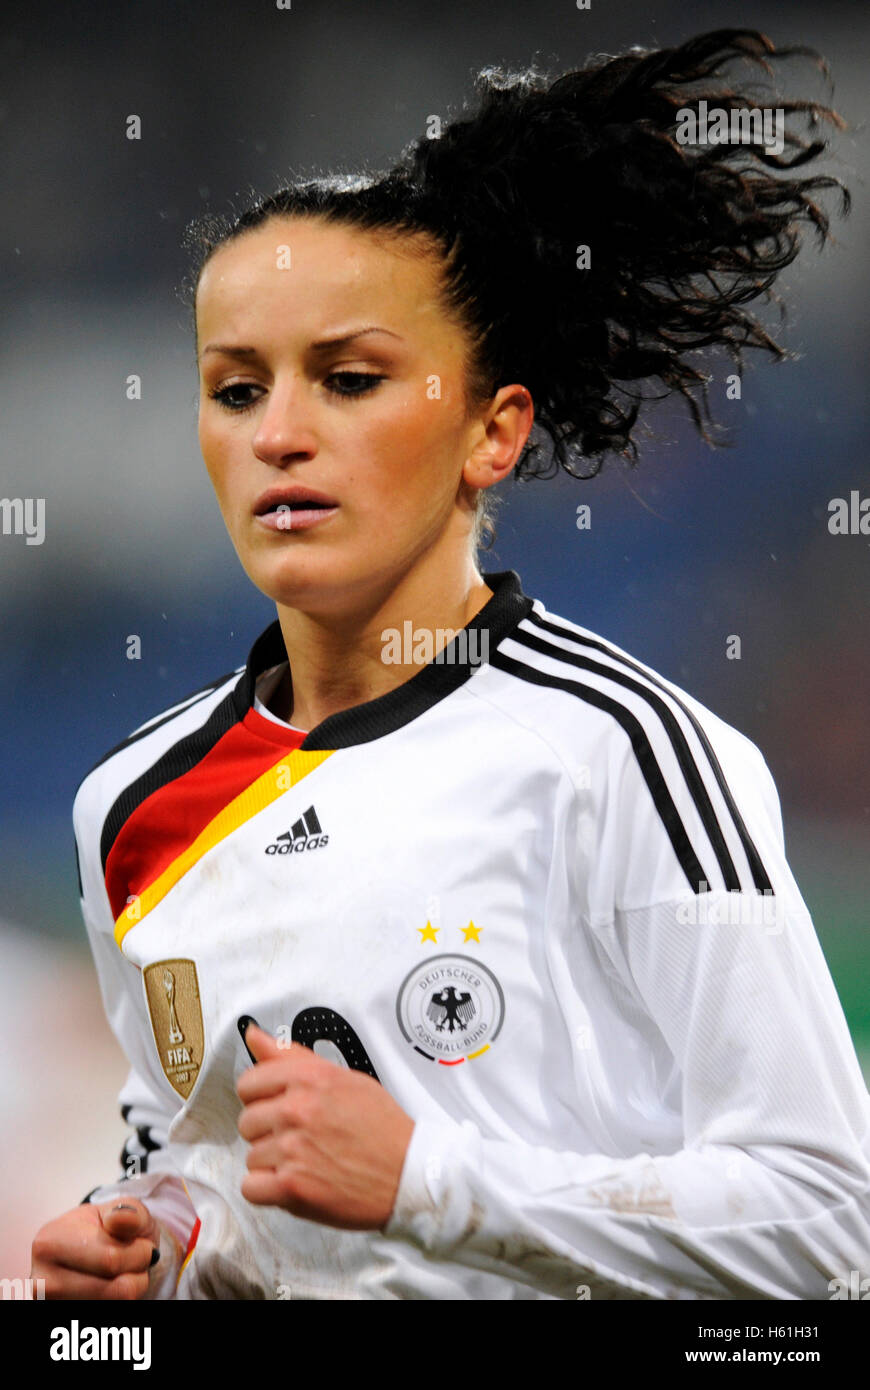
left=183, top=1216, right=201, bottom=1260
left=176, top=1215, right=202, bottom=1289
left=105, top=711, right=307, bottom=921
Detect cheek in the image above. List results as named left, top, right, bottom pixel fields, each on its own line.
left=361, top=391, right=465, bottom=494
left=199, top=419, right=235, bottom=496
left=198, top=415, right=217, bottom=475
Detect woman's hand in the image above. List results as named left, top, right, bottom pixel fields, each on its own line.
left=31, top=1198, right=161, bottom=1300
left=236, top=1025, right=415, bottom=1230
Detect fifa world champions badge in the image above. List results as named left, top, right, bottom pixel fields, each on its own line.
left=143, top=958, right=203, bottom=1098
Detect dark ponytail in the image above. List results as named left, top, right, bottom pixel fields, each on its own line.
left=182, top=28, right=848, bottom=541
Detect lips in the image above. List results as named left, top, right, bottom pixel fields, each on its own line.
left=254, top=485, right=339, bottom=516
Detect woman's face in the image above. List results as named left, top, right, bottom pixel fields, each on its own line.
left=196, top=215, right=522, bottom=614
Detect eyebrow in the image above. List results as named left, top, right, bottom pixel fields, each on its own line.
left=200, top=326, right=402, bottom=357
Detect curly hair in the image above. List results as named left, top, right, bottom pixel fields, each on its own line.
left=181, top=27, right=849, bottom=551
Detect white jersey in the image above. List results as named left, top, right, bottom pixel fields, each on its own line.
left=73, top=568, right=870, bottom=1300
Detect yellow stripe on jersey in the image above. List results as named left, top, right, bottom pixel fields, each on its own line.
left=114, top=748, right=335, bottom=949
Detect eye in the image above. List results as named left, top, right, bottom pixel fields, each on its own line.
left=325, top=372, right=385, bottom=398
left=208, top=383, right=262, bottom=412
left=206, top=371, right=386, bottom=412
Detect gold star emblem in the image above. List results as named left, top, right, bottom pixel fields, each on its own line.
left=418, top=920, right=439, bottom=943
left=460, top=920, right=482, bottom=942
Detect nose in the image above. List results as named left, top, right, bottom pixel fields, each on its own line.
left=251, top=378, right=318, bottom=466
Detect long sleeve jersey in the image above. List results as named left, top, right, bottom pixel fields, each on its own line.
left=73, top=567, right=870, bottom=1299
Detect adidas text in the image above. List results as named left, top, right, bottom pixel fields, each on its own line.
left=266, top=833, right=329, bottom=855
left=265, top=805, right=328, bottom=855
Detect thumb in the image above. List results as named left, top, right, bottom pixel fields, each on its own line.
left=238, top=1018, right=282, bottom=1063
left=99, top=1198, right=158, bottom=1245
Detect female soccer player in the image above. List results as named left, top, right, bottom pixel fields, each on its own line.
left=32, top=29, right=870, bottom=1300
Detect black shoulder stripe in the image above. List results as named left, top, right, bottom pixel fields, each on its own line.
left=120, top=1141, right=149, bottom=1176
left=489, top=648, right=710, bottom=894
left=133, top=1125, right=161, bottom=1154
left=526, top=611, right=773, bottom=894
left=99, top=674, right=249, bottom=874
left=513, top=623, right=742, bottom=892
left=85, top=669, right=240, bottom=778
left=73, top=834, right=83, bottom=898
left=119, top=1125, right=162, bottom=1177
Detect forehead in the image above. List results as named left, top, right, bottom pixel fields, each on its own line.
left=195, top=215, right=450, bottom=343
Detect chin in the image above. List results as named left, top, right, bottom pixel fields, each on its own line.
left=245, top=550, right=360, bottom=611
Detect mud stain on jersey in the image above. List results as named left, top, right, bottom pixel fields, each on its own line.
left=586, top=1164, right=677, bottom=1219
left=465, top=1199, right=485, bottom=1239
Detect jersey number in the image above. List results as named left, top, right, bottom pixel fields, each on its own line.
left=290, top=1007, right=380, bottom=1082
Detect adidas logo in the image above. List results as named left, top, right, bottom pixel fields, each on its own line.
left=265, top=805, right=329, bottom=856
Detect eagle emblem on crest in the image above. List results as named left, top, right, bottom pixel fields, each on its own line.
left=427, top=986, right=476, bottom=1033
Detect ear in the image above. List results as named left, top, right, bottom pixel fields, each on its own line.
left=462, top=384, right=534, bottom=493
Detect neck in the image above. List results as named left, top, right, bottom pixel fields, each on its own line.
left=270, top=554, right=493, bottom=732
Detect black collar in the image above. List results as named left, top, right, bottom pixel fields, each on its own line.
left=237, top=569, right=534, bottom=750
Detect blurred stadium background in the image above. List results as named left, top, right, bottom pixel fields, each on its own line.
left=1, top=0, right=867, bottom=1283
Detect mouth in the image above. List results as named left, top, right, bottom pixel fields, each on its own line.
left=254, top=486, right=340, bottom=517
left=253, top=486, right=340, bottom=534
